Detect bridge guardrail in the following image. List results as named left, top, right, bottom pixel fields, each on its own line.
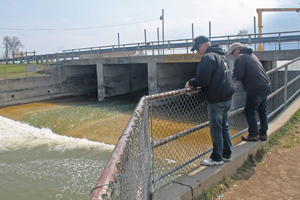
left=89, top=56, right=300, bottom=200
left=1, top=31, right=300, bottom=64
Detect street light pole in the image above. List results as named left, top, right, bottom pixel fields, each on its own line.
left=160, top=9, right=164, bottom=55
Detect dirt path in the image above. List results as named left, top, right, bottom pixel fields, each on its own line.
left=221, top=134, right=300, bottom=199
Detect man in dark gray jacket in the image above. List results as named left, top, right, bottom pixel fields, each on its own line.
left=185, top=35, right=235, bottom=166
left=228, top=42, right=270, bottom=142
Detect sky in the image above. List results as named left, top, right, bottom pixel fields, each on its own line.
left=1, top=0, right=300, bottom=56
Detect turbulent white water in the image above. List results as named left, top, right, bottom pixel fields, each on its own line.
left=0, top=115, right=115, bottom=152
left=0, top=115, right=115, bottom=200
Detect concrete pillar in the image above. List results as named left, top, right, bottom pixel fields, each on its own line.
left=148, top=62, right=158, bottom=95
left=96, top=61, right=105, bottom=101
left=261, top=60, right=277, bottom=72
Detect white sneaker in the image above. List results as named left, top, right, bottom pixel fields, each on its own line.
left=223, top=157, right=232, bottom=162
left=201, top=158, right=224, bottom=166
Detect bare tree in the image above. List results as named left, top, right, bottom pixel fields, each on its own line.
left=2, top=36, right=24, bottom=63
left=237, top=29, right=248, bottom=39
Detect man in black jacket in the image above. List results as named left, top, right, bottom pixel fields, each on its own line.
left=185, top=35, right=235, bottom=166
left=228, top=42, right=270, bottom=142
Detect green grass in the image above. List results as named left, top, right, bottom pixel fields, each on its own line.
left=195, top=109, right=300, bottom=200
left=0, top=63, right=50, bottom=79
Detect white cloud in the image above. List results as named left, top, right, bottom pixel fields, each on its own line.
left=3, top=0, right=298, bottom=54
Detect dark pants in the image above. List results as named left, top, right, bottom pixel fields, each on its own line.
left=207, top=99, right=232, bottom=162
left=244, top=85, right=271, bottom=137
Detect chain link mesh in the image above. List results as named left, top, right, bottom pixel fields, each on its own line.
left=90, top=57, right=300, bottom=200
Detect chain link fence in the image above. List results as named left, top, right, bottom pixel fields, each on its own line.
left=89, top=57, right=300, bottom=200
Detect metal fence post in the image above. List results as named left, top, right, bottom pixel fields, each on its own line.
left=12, top=51, right=15, bottom=64
left=5, top=65, right=7, bottom=84
left=152, top=42, right=154, bottom=55
left=26, top=65, right=28, bottom=80
left=186, top=39, right=188, bottom=54
left=20, top=51, right=23, bottom=64
left=284, top=65, right=288, bottom=108
left=44, top=64, right=47, bottom=78
left=227, top=36, right=230, bottom=53
left=26, top=51, right=28, bottom=64
left=279, top=33, right=281, bottom=51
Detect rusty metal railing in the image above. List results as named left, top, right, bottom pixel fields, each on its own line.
left=89, top=56, right=300, bottom=200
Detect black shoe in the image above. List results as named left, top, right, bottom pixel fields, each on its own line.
left=241, top=135, right=259, bottom=142
left=259, top=135, right=268, bottom=141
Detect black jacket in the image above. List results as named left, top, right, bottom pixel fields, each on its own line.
left=189, top=44, right=235, bottom=104
left=233, top=48, right=270, bottom=92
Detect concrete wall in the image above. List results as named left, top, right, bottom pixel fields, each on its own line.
left=255, top=49, right=300, bottom=61
left=156, top=63, right=198, bottom=93
left=103, top=64, right=148, bottom=97
left=0, top=65, right=97, bottom=108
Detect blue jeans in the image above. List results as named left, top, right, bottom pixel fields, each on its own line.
left=244, top=85, right=271, bottom=137
left=207, top=99, right=232, bottom=162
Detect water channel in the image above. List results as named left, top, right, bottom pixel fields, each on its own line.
left=0, top=93, right=142, bottom=200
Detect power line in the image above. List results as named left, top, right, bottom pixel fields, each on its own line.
left=0, top=18, right=159, bottom=31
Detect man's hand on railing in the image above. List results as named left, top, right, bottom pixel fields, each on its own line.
left=185, top=81, right=192, bottom=89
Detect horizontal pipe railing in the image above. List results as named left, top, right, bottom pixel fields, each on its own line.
left=89, top=97, right=146, bottom=200
left=89, top=56, right=300, bottom=200
left=1, top=30, right=300, bottom=63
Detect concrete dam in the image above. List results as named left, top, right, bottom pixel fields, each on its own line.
left=1, top=48, right=299, bottom=108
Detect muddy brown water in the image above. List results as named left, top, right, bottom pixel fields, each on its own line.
left=0, top=94, right=142, bottom=145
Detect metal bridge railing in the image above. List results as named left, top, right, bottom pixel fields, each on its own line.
left=63, top=30, right=300, bottom=59
left=89, top=57, right=300, bottom=200
left=1, top=30, right=300, bottom=64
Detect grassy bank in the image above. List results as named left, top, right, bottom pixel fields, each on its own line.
left=0, top=63, right=49, bottom=79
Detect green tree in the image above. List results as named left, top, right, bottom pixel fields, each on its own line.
left=2, top=36, right=24, bottom=63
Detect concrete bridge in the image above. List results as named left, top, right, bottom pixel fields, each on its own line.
left=53, top=30, right=300, bottom=101
left=61, top=48, right=300, bottom=101
left=1, top=31, right=300, bottom=107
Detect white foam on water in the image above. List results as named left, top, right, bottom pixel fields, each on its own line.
left=0, top=115, right=115, bottom=152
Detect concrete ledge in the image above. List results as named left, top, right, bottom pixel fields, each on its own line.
left=0, top=90, right=95, bottom=108
left=153, top=96, right=300, bottom=200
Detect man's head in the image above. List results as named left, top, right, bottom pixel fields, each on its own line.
left=228, top=42, right=244, bottom=58
left=191, top=35, right=210, bottom=55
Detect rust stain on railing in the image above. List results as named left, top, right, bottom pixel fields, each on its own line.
left=89, top=97, right=145, bottom=200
